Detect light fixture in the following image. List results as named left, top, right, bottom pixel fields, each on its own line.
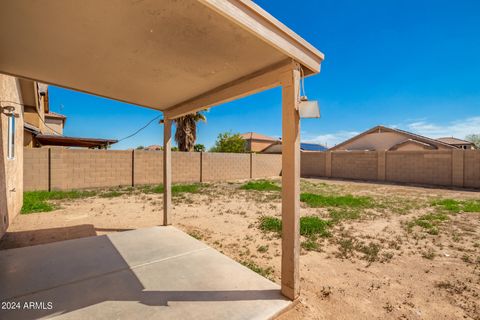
left=298, top=96, right=320, bottom=118
left=1, top=105, right=16, bottom=115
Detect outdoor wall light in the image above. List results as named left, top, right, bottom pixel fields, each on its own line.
left=299, top=96, right=320, bottom=118
left=1, top=105, right=16, bottom=116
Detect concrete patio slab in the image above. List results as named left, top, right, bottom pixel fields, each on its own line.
left=0, top=226, right=290, bottom=320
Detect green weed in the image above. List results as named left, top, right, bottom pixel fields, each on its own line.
left=259, top=215, right=331, bottom=237
left=329, top=208, right=361, bottom=222
left=407, top=213, right=448, bottom=234
left=301, top=239, right=320, bottom=251
left=241, top=180, right=281, bottom=191
left=241, top=260, right=274, bottom=279
left=259, top=216, right=282, bottom=233
left=300, top=193, right=373, bottom=208
left=22, top=190, right=97, bottom=214
left=431, top=198, right=480, bottom=213
left=142, top=183, right=203, bottom=194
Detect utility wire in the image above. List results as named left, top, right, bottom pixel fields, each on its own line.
left=1, top=100, right=163, bottom=142
left=117, top=114, right=162, bottom=142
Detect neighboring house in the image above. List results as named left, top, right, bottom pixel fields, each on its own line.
left=330, top=126, right=456, bottom=151
left=23, top=82, right=117, bottom=149
left=436, top=137, right=476, bottom=150
left=145, top=145, right=163, bottom=151
left=262, top=142, right=327, bottom=154
left=241, top=131, right=327, bottom=153
left=240, top=132, right=280, bottom=152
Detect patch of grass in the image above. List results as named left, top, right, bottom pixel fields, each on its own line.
left=259, top=216, right=282, bottom=233
left=142, top=183, right=203, bottom=194
left=407, top=213, right=448, bottom=235
left=22, top=190, right=97, bottom=214
left=431, top=198, right=480, bottom=213
left=461, top=254, right=472, bottom=264
left=257, top=245, right=269, bottom=253
left=301, top=239, right=319, bottom=251
left=21, top=197, right=56, bottom=214
left=240, top=180, right=281, bottom=191
left=421, top=248, right=436, bottom=260
left=99, top=191, right=123, bottom=198
left=187, top=230, right=203, bottom=240
left=241, top=260, right=274, bottom=279
left=336, top=236, right=386, bottom=263
left=337, top=238, right=355, bottom=259
left=300, top=216, right=332, bottom=237
left=259, top=215, right=332, bottom=238
left=329, top=208, right=361, bottom=223
left=356, top=242, right=381, bottom=262
left=300, top=193, right=373, bottom=208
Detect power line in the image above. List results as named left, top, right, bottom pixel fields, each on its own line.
left=117, top=114, right=162, bottom=142
left=1, top=100, right=163, bottom=142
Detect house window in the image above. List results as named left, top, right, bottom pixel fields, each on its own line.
left=7, top=114, right=15, bottom=159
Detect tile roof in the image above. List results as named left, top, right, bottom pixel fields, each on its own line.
left=436, top=137, right=474, bottom=145
left=240, top=132, right=279, bottom=142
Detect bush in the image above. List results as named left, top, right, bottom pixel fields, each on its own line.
left=209, top=132, right=246, bottom=153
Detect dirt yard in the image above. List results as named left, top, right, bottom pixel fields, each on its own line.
left=2, top=178, right=480, bottom=320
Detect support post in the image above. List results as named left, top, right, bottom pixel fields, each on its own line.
left=163, top=118, right=172, bottom=226
left=281, top=63, right=301, bottom=300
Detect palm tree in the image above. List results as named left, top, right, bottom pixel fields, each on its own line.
left=173, top=112, right=206, bottom=151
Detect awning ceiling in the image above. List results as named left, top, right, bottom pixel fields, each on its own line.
left=0, top=0, right=323, bottom=113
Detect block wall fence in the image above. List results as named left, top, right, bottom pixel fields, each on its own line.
left=23, top=148, right=283, bottom=191
left=24, top=148, right=480, bottom=191
left=300, top=150, right=480, bottom=189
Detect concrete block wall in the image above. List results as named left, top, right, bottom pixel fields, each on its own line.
left=385, top=151, right=452, bottom=186
left=50, top=149, right=132, bottom=190
left=252, top=153, right=282, bottom=178
left=464, top=150, right=480, bottom=188
left=173, top=152, right=201, bottom=182
left=201, top=152, right=250, bottom=182
left=24, top=148, right=480, bottom=190
left=24, top=148, right=49, bottom=191
left=133, top=150, right=162, bottom=185
left=332, top=151, right=378, bottom=181
left=24, top=149, right=282, bottom=190
left=300, top=152, right=326, bottom=177
left=298, top=150, right=480, bottom=188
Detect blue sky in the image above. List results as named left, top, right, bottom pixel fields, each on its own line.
left=48, top=0, right=480, bottom=150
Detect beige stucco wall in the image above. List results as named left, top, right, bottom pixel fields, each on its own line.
left=334, top=132, right=451, bottom=151
left=0, top=75, right=24, bottom=238
left=23, top=130, right=35, bottom=147
left=243, top=139, right=276, bottom=152
left=44, top=117, right=63, bottom=135
left=335, top=132, right=407, bottom=151
left=394, top=141, right=430, bottom=151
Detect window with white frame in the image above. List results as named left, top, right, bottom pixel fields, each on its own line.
left=7, top=114, right=15, bottom=160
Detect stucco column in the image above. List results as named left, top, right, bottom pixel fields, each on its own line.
left=281, top=64, right=301, bottom=300
left=163, top=118, right=172, bottom=225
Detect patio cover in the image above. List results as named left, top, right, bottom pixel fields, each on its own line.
left=35, top=134, right=118, bottom=149
left=0, top=0, right=323, bottom=116
left=0, top=0, right=324, bottom=302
